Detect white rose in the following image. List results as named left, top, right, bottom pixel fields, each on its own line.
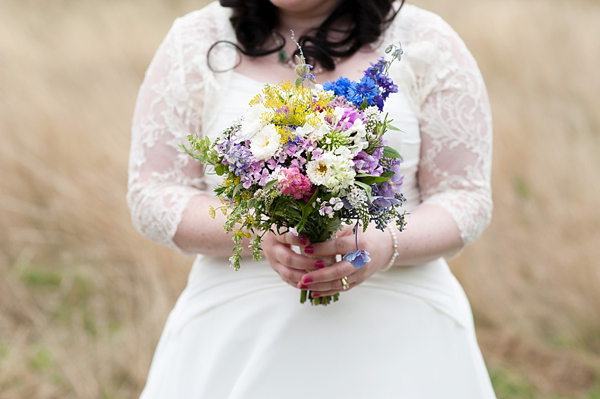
left=250, top=124, right=281, bottom=160
left=238, top=104, right=269, bottom=141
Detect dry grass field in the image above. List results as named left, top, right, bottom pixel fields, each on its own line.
left=1, top=0, right=599, bottom=398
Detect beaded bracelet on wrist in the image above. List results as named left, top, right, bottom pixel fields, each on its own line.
left=381, top=227, right=399, bottom=272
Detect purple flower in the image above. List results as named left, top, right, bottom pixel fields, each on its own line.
left=364, top=57, right=388, bottom=78
left=353, top=151, right=383, bottom=176
left=311, top=148, right=323, bottom=160
left=379, top=162, right=405, bottom=197
left=343, top=249, right=371, bottom=268
left=372, top=196, right=401, bottom=208
left=338, top=109, right=365, bottom=131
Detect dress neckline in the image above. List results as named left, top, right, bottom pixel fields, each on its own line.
left=231, top=71, right=274, bottom=87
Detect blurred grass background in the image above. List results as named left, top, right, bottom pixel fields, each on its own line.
left=0, top=0, right=599, bottom=398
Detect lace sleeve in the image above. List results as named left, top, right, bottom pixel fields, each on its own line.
left=126, top=18, right=206, bottom=251
left=416, top=17, right=493, bottom=247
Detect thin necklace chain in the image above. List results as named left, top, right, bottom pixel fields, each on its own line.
left=272, top=32, right=342, bottom=76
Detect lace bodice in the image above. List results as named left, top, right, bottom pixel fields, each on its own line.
left=127, top=2, right=493, bottom=253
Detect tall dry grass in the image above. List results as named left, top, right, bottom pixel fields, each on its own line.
left=0, top=0, right=598, bottom=398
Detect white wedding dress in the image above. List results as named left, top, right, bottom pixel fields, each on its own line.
left=127, top=2, right=497, bottom=398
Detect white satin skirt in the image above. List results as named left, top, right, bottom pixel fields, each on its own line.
left=139, top=255, right=497, bottom=399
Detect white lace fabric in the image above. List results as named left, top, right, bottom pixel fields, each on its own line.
left=127, top=2, right=492, bottom=252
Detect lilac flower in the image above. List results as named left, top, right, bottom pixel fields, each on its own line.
left=372, top=196, right=401, bottom=208
left=343, top=249, right=371, bottom=268
left=318, top=204, right=334, bottom=218
left=266, top=159, right=278, bottom=170
left=353, top=151, right=383, bottom=176
left=338, top=109, right=365, bottom=131
left=311, top=148, right=323, bottom=160
left=379, top=162, right=405, bottom=197
left=258, top=168, right=271, bottom=186
left=328, top=96, right=355, bottom=110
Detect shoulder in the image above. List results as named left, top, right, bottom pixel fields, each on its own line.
left=389, top=3, right=471, bottom=62
left=392, top=4, right=477, bottom=74
left=392, top=3, right=461, bottom=42
left=169, top=2, right=234, bottom=47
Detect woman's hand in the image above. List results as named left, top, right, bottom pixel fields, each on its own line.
left=295, top=225, right=395, bottom=298
left=262, top=231, right=324, bottom=289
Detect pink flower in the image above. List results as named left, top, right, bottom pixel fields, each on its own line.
left=279, top=167, right=312, bottom=200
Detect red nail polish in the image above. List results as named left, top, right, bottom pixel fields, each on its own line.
left=303, top=277, right=313, bottom=284
left=312, top=293, right=320, bottom=298
left=299, top=236, right=307, bottom=246
left=315, top=260, right=325, bottom=268
left=304, top=246, right=314, bottom=254
left=300, top=285, right=308, bottom=290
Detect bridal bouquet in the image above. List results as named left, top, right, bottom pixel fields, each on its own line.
left=183, top=42, right=407, bottom=305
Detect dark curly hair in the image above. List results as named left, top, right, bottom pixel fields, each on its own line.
left=211, top=0, right=404, bottom=72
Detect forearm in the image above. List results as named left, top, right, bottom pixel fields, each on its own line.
left=173, top=194, right=252, bottom=257
left=389, top=204, right=464, bottom=267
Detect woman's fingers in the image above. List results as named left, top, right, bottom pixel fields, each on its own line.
left=296, top=260, right=357, bottom=290
left=270, top=242, right=323, bottom=271
left=271, top=262, right=306, bottom=287
left=302, top=234, right=356, bottom=258
left=270, top=231, right=310, bottom=247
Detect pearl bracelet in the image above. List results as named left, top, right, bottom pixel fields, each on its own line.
left=380, top=227, right=399, bottom=272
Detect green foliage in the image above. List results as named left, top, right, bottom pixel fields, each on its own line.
left=180, top=135, right=219, bottom=168
left=29, top=347, right=54, bottom=372
left=0, top=342, right=9, bottom=360
left=356, top=171, right=393, bottom=185
left=383, top=145, right=403, bottom=160
left=490, top=368, right=536, bottom=399
left=17, top=262, right=62, bottom=287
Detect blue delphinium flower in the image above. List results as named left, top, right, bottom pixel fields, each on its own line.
left=343, top=249, right=371, bottom=268
left=364, top=57, right=387, bottom=79
left=323, top=77, right=352, bottom=97
left=347, top=76, right=378, bottom=107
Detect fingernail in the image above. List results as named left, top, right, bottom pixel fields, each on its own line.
left=315, top=260, right=325, bottom=269
left=300, top=285, right=308, bottom=290
left=303, top=277, right=313, bottom=284
left=304, top=246, right=314, bottom=254
left=312, top=293, right=320, bottom=298
left=299, top=236, right=307, bottom=246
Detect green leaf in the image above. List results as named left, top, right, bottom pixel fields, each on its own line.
left=215, top=164, right=226, bottom=176
left=263, top=179, right=277, bottom=191
left=232, top=183, right=244, bottom=199
left=354, top=181, right=373, bottom=203
left=383, top=146, right=403, bottom=160
left=359, top=98, right=368, bottom=111
left=295, top=77, right=303, bottom=87
left=297, top=189, right=319, bottom=232
left=357, top=175, right=391, bottom=185
left=387, top=124, right=400, bottom=131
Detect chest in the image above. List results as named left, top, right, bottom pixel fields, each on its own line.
left=232, top=45, right=385, bottom=85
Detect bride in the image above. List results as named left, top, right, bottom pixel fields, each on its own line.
left=127, top=0, right=497, bottom=397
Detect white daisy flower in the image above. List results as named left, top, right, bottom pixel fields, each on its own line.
left=307, top=151, right=356, bottom=194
